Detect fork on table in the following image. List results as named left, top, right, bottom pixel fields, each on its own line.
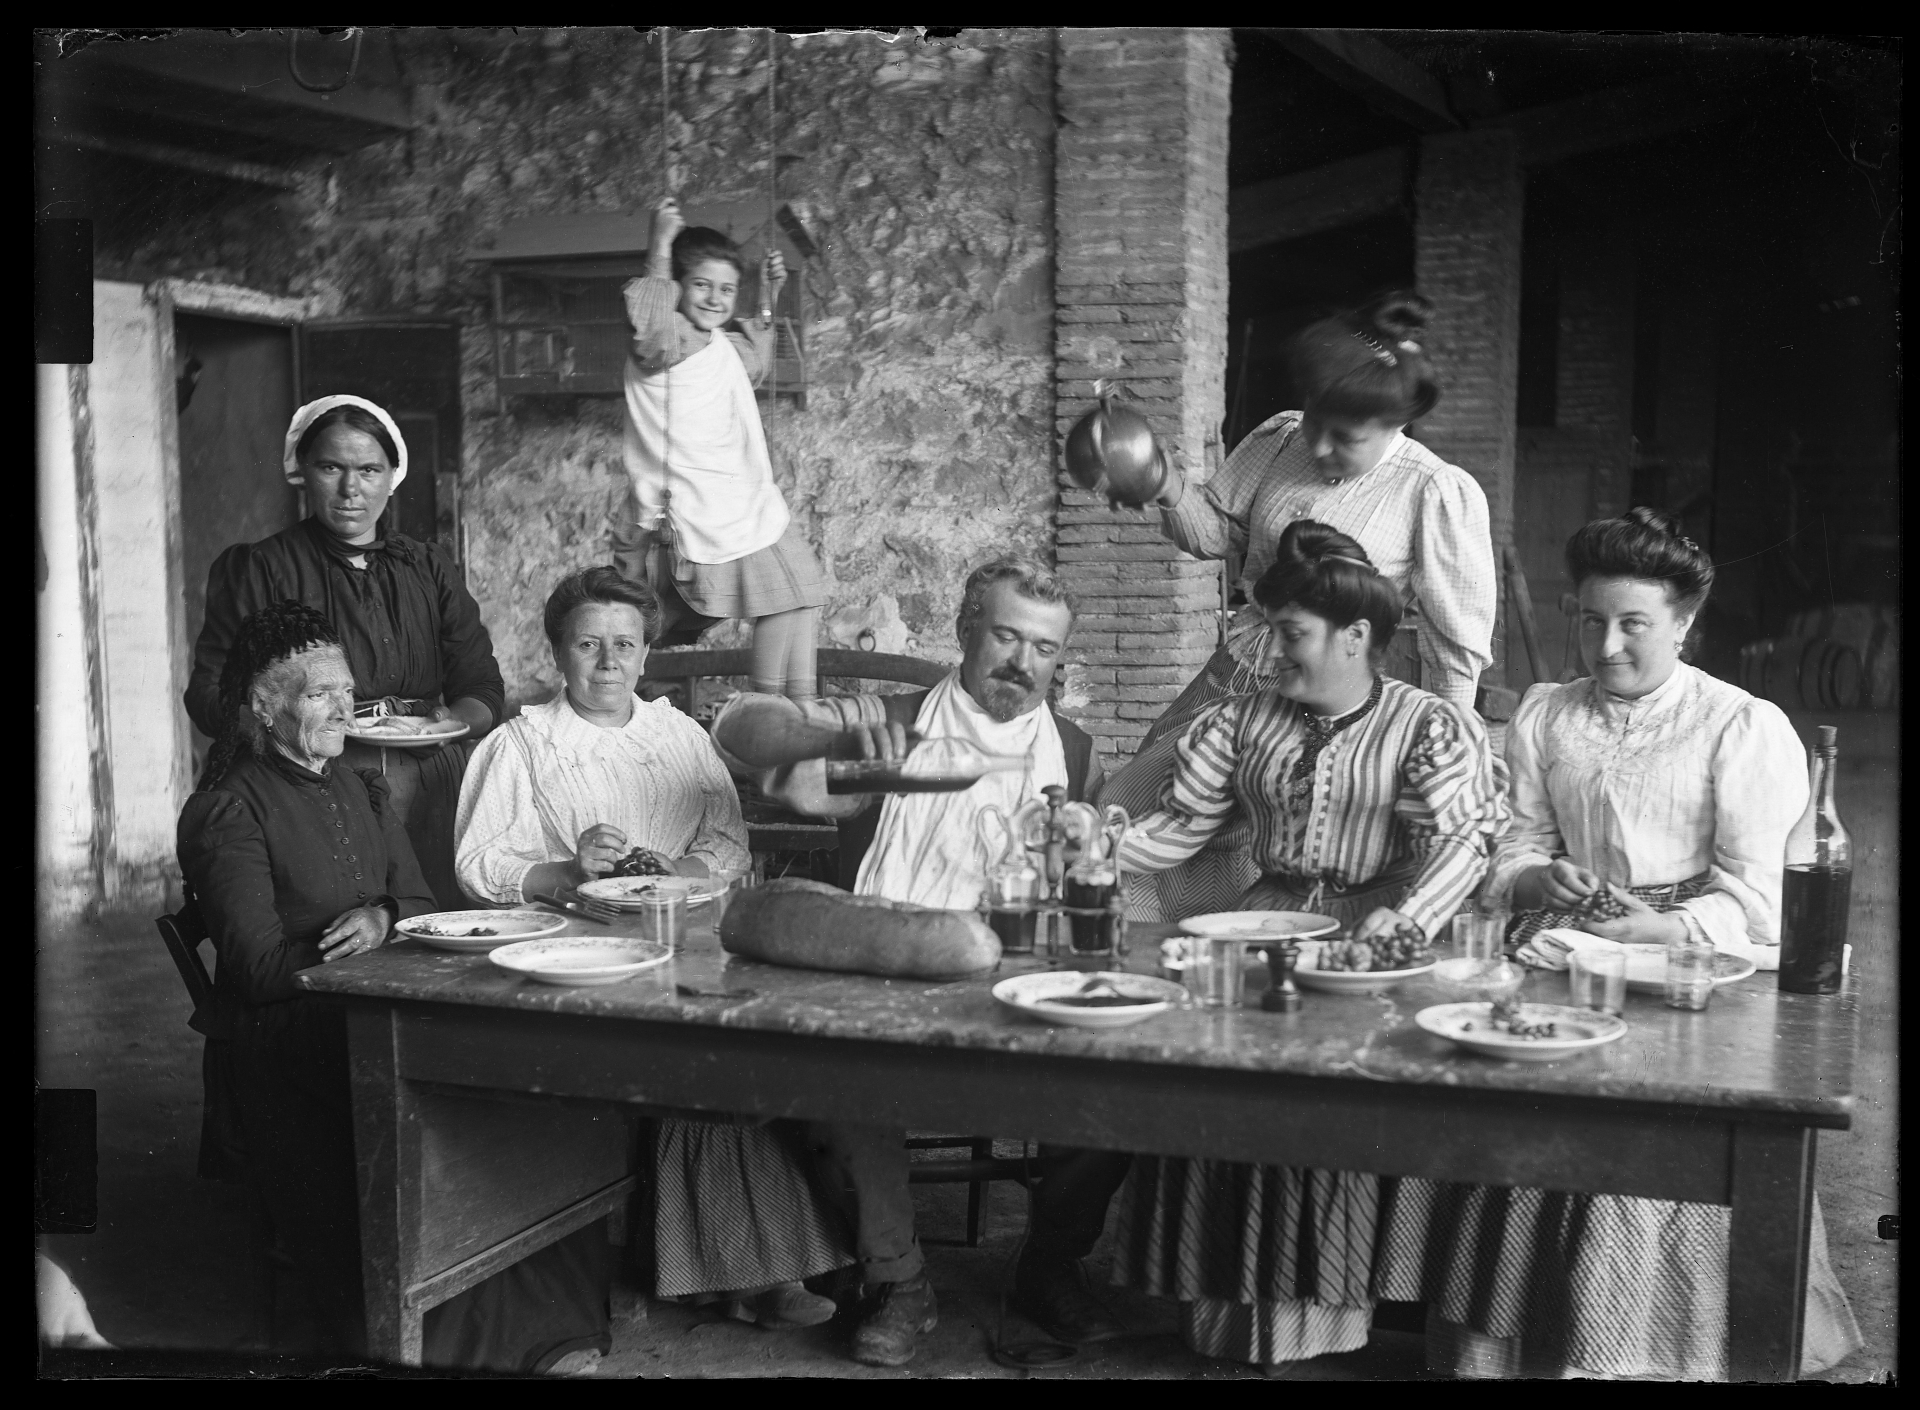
left=530, top=891, right=620, bottom=925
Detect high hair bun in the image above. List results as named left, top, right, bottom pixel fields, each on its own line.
left=1283, top=520, right=1379, bottom=574
left=1252, top=520, right=1403, bottom=652
left=1358, top=290, right=1432, bottom=345
left=1622, top=504, right=1686, bottom=540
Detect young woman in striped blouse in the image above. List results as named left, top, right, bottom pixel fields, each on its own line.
left=1109, top=520, right=1507, bottom=1370
left=1102, top=292, right=1497, bottom=924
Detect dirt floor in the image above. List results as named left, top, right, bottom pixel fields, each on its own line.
left=36, top=711, right=1897, bottom=1382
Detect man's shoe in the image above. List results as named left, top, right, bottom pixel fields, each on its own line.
left=850, top=1276, right=938, bottom=1367
left=726, top=1281, right=839, bottom=1330
left=1011, top=1255, right=1124, bottom=1344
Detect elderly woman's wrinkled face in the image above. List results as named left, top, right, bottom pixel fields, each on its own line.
left=303, top=423, right=395, bottom=544
left=555, top=602, right=649, bottom=718
left=254, top=645, right=355, bottom=766
left=1577, top=576, right=1692, bottom=700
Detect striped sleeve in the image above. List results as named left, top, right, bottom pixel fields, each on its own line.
left=1118, top=696, right=1247, bottom=874
left=622, top=275, right=708, bottom=372
left=1391, top=700, right=1509, bottom=939
left=452, top=723, right=549, bottom=906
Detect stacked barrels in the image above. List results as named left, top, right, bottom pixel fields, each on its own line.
left=1739, top=605, right=1900, bottom=711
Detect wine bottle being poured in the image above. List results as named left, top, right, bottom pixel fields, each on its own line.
left=825, top=737, right=1030, bottom=795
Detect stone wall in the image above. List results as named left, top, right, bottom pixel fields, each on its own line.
left=1052, top=28, right=1232, bottom=759
left=93, top=28, right=1059, bottom=704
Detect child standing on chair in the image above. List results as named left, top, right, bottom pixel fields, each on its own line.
left=616, top=196, right=828, bottom=700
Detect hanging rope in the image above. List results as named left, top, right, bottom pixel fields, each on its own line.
left=761, top=27, right=778, bottom=322
left=653, top=26, right=676, bottom=586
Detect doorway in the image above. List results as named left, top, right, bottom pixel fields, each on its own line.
left=174, top=312, right=301, bottom=774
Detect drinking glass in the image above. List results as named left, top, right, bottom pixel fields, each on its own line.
left=1568, top=948, right=1627, bottom=1016
left=1665, top=933, right=1716, bottom=1011
left=637, top=891, right=687, bottom=951
left=1452, top=912, right=1508, bottom=964
left=1190, top=936, right=1246, bottom=1008
left=706, top=869, right=751, bottom=934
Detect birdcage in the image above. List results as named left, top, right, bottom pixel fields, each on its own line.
left=472, top=201, right=811, bottom=405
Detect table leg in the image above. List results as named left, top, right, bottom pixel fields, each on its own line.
left=1727, top=1123, right=1814, bottom=1382
left=347, top=1005, right=425, bottom=1365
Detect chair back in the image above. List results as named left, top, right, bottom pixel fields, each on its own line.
left=156, top=904, right=215, bottom=1016
left=643, top=648, right=952, bottom=716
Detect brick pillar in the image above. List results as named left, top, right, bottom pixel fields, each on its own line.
left=1556, top=229, right=1637, bottom=521
left=1053, top=27, right=1231, bottom=760
left=1414, top=128, right=1523, bottom=687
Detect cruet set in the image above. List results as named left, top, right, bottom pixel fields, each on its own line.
left=975, top=784, right=1131, bottom=961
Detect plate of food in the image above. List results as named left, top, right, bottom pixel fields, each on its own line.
left=993, top=971, right=1190, bottom=1030
left=489, top=937, right=673, bottom=986
left=1293, top=935, right=1439, bottom=994
left=1619, top=944, right=1757, bottom=993
left=1415, top=1001, right=1627, bottom=1063
left=1177, top=911, right=1341, bottom=943
left=577, top=874, right=718, bottom=909
left=396, top=909, right=567, bottom=952
left=345, top=716, right=470, bottom=749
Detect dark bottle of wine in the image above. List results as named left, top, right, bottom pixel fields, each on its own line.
left=1778, top=726, right=1851, bottom=995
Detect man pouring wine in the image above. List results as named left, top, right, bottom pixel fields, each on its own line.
left=710, top=555, right=1128, bottom=1364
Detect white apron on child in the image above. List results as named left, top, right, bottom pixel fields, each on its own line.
left=623, top=331, right=789, bottom=565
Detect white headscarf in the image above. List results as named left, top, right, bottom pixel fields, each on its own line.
left=283, top=395, right=409, bottom=488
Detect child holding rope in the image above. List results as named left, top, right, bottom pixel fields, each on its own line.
left=614, top=196, right=828, bottom=700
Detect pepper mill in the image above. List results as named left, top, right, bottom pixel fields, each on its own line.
left=1261, top=943, right=1303, bottom=1013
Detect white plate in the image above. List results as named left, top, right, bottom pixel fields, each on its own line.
left=396, top=909, right=568, bottom=952
left=577, top=875, right=717, bottom=909
left=993, top=971, right=1190, bottom=1030
left=1416, top=1001, right=1627, bottom=1063
left=489, top=937, right=673, bottom=986
left=344, top=719, right=470, bottom=749
left=1178, top=911, right=1341, bottom=943
left=1618, top=944, right=1757, bottom=994
left=1293, top=939, right=1437, bottom=994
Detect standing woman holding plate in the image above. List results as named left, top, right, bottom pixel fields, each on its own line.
left=186, top=396, right=506, bottom=909
left=1100, top=293, right=1497, bottom=922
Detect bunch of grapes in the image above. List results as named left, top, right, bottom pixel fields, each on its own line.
left=1316, top=920, right=1432, bottom=973
left=1577, top=887, right=1631, bottom=922
left=610, top=847, right=674, bottom=878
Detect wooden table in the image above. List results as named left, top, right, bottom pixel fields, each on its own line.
left=301, top=914, right=1856, bottom=1378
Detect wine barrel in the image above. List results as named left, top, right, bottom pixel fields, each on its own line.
left=1739, top=635, right=1864, bottom=710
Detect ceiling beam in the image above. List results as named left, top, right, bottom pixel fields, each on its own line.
left=1230, top=147, right=1411, bottom=255
left=1491, top=76, right=1754, bottom=166
left=1230, top=78, right=1754, bottom=255
left=1263, top=28, right=1459, bottom=133
left=46, top=129, right=301, bottom=190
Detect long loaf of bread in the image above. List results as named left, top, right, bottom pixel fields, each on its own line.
left=719, top=878, right=1001, bottom=980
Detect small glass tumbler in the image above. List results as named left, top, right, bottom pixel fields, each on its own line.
left=1664, top=931, right=1716, bottom=1011
left=1568, top=948, right=1627, bottom=1016
left=1452, top=912, right=1509, bottom=965
left=637, top=891, right=688, bottom=952
left=1193, top=936, right=1247, bottom=1008
left=706, top=869, right=751, bottom=934
left=983, top=864, right=1041, bottom=957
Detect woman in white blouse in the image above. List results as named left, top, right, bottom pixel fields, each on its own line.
left=455, top=568, right=749, bottom=901
left=456, top=569, right=855, bottom=1330
left=1103, top=292, right=1496, bottom=922
left=1373, top=508, right=1861, bottom=1380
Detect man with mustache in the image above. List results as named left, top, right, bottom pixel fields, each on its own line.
left=712, top=556, right=1126, bottom=1365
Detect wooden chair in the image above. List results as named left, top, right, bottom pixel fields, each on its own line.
left=642, top=647, right=951, bottom=874
left=155, top=902, right=290, bottom=1347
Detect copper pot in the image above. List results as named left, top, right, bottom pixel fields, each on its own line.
left=1063, top=384, right=1168, bottom=507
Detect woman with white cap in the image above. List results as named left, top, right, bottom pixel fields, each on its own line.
left=185, top=396, right=505, bottom=908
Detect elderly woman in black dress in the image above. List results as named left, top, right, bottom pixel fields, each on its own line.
left=178, top=602, right=611, bottom=1372
left=186, top=396, right=504, bottom=908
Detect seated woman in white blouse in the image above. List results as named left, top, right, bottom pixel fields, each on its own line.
left=455, top=568, right=855, bottom=1330
left=1373, top=508, right=1862, bottom=1380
